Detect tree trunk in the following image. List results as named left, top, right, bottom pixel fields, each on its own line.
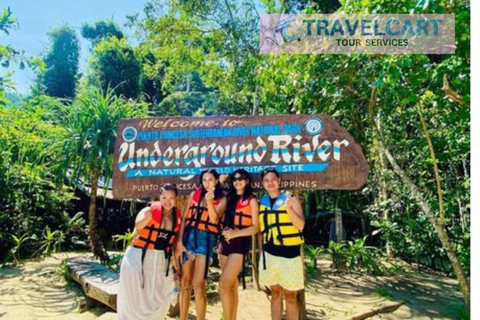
left=293, top=190, right=307, bottom=320
left=368, top=87, right=470, bottom=306
left=298, top=243, right=307, bottom=320
left=88, top=159, right=109, bottom=262
left=418, top=105, right=445, bottom=224
left=376, top=116, right=393, bottom=257
left=252, top=85, right=259, bottom=116
left=335, top=209, right=343, bottom=242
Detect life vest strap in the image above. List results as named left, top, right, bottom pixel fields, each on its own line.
left=260, top=209, right=288, bottom=214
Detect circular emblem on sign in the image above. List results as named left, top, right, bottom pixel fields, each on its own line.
left=304, top=117, right=324, bottom=135
left=123, top=126, right=137, bottom=142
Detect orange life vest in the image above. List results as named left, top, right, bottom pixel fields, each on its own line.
left=132, top=204, right=182, bottom=253
left=221, top=195, right=254, bottom=230
left=185, top=187, right=221, bottom=234
left=131, top=203, right=182, bottom=281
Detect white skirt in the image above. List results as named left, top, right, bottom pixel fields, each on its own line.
left=117, top=246, right=175, bottom=320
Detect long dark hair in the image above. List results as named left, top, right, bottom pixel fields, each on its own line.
left=228, top=169, right=253, bottom=201
left=225, top=169, right=254, bottom=228
left=199, top=169, right=223, bottom=201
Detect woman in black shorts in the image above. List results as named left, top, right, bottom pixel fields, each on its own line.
left=218, top=169, right=259, bottom=320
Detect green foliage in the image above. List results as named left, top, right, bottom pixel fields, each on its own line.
left=58, top=86, right=148, bottom=185
left=1, top=233, right=35, bottom=266
left=103, top=253, right=123, bottom=273
left=38, top=226, right=64, bottom=256
left=89, top=38, right=142, bottom=99
left=345, top=237, right=384, bottom=275
left=35, top=24, right=80, bottom=100
left=249, top=0, right=470, bottom=276
left=0, top=103, right=77, bottom=263
left=453, top=304, right=470, bottom=320
left=112, top=229, right=136, bottom=252
left=0, top=7, right=19, bottom=105
left=327, top=238, right=384, bottom=274
left=327, top=241, right=347, bottom=270
left=81, top=20, right=124, bottom=46
left=373, top=287, right=394, bottom=301
left=55, top=259, right=74, bottom=283
left=304, top=244, right=323, bottom=274
left=0, top=7, right=16, bottom=34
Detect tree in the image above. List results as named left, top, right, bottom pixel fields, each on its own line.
left=131, top=0, right=260, bottom=115
left=59, top=87, right=147, bottom=261
left=81, top=20, right=124, bottom=46
left=253, top=0, right=470, bottom=306
left=0, top=7, right=42, bottom=105
left=37, top=25, right=80, bottom=100
left=89, top=37, right=142, bottom=99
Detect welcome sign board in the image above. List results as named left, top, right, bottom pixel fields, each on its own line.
left=112, top=114, right=369, bottom=198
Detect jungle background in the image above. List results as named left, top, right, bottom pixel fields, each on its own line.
left=0, top=0, right=471, bottom=319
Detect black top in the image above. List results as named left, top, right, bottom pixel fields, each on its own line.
left=153, top=230, right=171, bottom=251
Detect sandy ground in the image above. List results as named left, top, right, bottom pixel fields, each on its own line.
left=0, top=253, right=465, bottom=320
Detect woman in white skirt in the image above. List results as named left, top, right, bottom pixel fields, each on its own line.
left=117, top=184, right=182, bottom=320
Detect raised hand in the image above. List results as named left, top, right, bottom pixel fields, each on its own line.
left=206, top=189, right=214, bottom=201
left=285, top=194, right=294, bottom=211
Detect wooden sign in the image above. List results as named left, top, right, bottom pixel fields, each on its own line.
left=112, top=114, right=368, bottom=198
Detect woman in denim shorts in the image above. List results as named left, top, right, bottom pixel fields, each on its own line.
left=175, top=169, right=226, bottom=320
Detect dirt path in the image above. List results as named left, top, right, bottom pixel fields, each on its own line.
left=0, top=254, right=465, bottom=320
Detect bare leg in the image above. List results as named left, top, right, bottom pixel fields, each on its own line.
left=284, top=289, right=299, bottom=320
left=180, top=256, right=194, bottom=320
left=232, top=276, right=239, bottom=320
left=219, top=254, right=243, bottom=320
left=192, top=255, right=208, bottom=320
left=270, top=285, right=283, bottom=320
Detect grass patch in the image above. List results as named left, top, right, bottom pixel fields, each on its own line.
left=373, top=287, right=394, bottom=301
left=55, top=259, right=73, bottom=283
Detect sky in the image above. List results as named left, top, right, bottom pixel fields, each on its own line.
left=2, top=0, right=148, bottom=94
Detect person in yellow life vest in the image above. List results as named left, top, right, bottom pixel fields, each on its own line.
left=259, top=168, right=305, bottom=320
left=175, top=169, right=227, bottom=320
left=117, top=183, right=182, bottom=320
left=218, top=169, right=259, bottom=320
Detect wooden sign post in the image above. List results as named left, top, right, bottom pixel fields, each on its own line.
left=112, top=114, right=368, bottom=198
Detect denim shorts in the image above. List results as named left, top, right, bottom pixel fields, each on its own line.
left=183, top=228, right=216, bottom=262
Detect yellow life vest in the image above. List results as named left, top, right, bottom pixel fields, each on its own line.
left=259, top=191, right=304, bottom=246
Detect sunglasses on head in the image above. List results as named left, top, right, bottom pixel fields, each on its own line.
left=232, top=176, right=246, bottom=182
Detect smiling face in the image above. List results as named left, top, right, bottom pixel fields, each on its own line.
left=232, top=173, right=248, bottom=194
left=160, top=190, right=177, bottom=211
left=202, top=172, right=218, bottom=191
left=262, top=172, right=281, bottom=194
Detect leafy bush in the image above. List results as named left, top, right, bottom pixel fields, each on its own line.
left=327, top=241, right=347, bottom=270
left=0, top=102, right=84, bottom=263
left=112, top=229, right=136, bottom=252
left=345, top=237, right=384, bottom=275
left=327, top=238, right=384, bottom=274
left=304, top=244, right=323, bottom=274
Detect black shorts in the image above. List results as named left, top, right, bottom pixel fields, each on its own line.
left=217, top=235, right=251, bottom=256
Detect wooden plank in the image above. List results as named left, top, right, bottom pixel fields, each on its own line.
left=66, top=256, right=119, bottom=311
